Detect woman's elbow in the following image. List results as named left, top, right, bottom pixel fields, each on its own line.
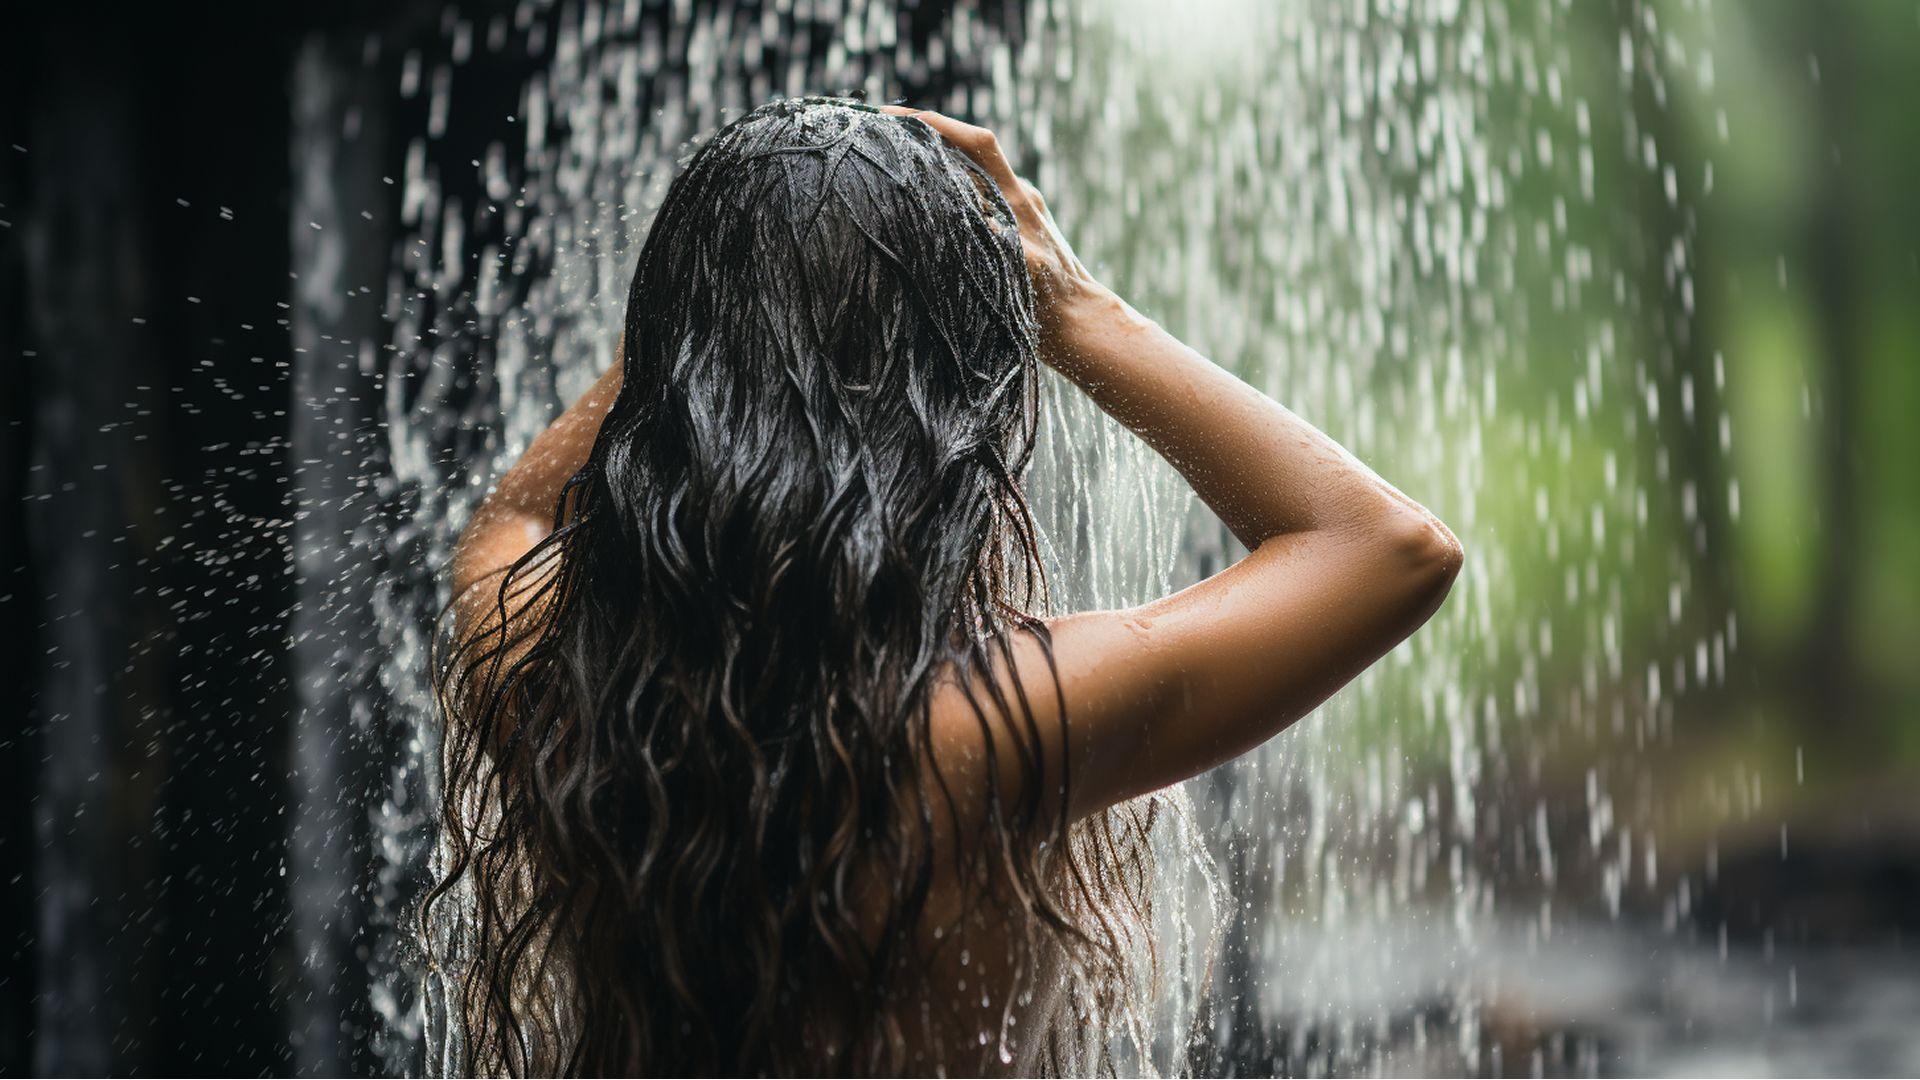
left=1380, top=506, right=1464, bottom=599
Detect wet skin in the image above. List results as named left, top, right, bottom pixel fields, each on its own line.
left=452, top=107, right=1462, bottom=1074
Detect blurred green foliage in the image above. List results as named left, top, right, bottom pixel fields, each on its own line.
left=1682, top=1, right=1920, bottom=744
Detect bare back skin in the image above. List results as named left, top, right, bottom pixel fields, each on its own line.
left=450, top=107, right=1461, bottom=1075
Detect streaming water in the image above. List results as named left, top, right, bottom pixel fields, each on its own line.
left=346, top=0, right=1741, bottom=1073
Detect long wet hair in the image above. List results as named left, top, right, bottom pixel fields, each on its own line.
left=426, top=98, right=1158, bottom=1076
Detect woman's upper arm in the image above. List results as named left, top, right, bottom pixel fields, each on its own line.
left=1037, top=510, right=1462, bottom=819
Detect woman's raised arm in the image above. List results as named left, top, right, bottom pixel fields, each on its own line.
left=449, top=350, right=623, bottom=646
left=896, top=109, right=1464, bottom=822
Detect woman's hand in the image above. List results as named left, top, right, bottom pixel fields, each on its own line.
left=880, top=106, right=1109, bottom=344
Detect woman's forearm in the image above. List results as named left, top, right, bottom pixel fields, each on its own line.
left=882, top=104, right=1453, bottom=560
left=1041, top=285, right=1453, bottom=554
left=485, top=360, right=623, bottom=521
left=451, top=356, right=623, bottom=597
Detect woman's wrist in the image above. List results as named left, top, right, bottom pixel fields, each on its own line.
left=1038, top=282, right=1150, bottom=371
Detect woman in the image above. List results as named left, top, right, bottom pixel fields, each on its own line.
left=432, top=97, right=1460, bottom=1076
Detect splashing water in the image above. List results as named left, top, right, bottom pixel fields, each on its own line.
left=335, top=0, right=1737, bottom=1073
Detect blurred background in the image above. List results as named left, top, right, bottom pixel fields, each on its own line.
left=3, top=0, right=1917, bottom=1075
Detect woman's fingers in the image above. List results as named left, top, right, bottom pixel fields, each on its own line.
left=879, top=106, right=1025, bottom=199
left=878, top=104, right=1080, bottom=289
left=878, top=103, right=1100, bottom=333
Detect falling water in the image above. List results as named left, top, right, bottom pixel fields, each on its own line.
left=338, top=0, right=1741, bottom=1073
